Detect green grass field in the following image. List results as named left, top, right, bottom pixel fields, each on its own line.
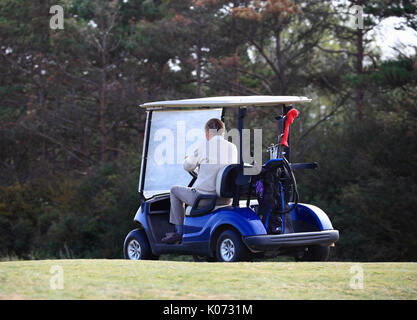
left=0, top=259, right=416, bottom=299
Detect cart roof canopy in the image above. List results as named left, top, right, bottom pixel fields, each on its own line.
left=140, top=95, right=311, bottom=109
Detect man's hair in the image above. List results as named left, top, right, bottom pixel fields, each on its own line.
left=205, top=118, right=225, bottom=136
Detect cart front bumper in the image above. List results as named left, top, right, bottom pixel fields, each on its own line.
left=243, top=230, right=339, bottom=251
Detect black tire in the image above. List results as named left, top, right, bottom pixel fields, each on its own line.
left=192, top=255, right=216, bottom=262
left=124, top=229, right=157, bottom=260
left=251, top=252, right=265, bottom=261
left=295, top=245, right=330, bottom=262
left=215, top=229, right=250, bottom=262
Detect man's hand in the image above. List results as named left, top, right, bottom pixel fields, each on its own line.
left=183, top=147, right=199, bottom=172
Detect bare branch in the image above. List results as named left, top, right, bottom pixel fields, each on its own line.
left=317, top=45, right=356, bottom=56
left=295, top=92, right=351, bottom=145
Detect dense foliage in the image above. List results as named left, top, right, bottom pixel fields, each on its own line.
left=0, top=0, right=416, bottom=261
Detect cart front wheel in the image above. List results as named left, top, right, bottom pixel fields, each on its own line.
left=192, top=255, right=216, bottom=262
left=124, top=229, right=156, bottom=260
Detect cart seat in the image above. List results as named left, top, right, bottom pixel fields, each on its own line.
left=215, top=164, right=241, bottom=198
left=185, top=164, right=239, bottom=216
left=185, top=204, right=226, bottom=216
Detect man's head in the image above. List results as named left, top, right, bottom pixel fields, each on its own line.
left=205, top=118, right=225, bottom=140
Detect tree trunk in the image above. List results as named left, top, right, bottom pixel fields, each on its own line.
left=355, top=27, right=364, bottom=120
left=355, top=1, right=364, bottom=120
left=275, top=21, right=287, bottom=95
left=38, top=75, right=48, bottom=169
left=195, top=41, right=202, bottom=98
left=100, top=69, right=107, bottom=163
left=100, top=31, right=108, bottom=163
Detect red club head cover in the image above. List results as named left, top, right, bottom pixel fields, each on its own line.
left=286, top=108, right=299, bottom=124
left=281, top=108, right=299, bottom=147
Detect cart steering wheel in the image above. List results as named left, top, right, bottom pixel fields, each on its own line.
left=188, top=168, right=198, bottom=179
left=187, top=168, right=198, bottom=188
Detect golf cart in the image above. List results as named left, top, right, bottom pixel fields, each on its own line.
left=124, top=96, right=339, bottom=262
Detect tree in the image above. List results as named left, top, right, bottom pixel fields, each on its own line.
left=208, top=1, right=353, bottom=158
left=322, top=0, right=417, bottom=119
left=65, top=0, right=123, bottom=163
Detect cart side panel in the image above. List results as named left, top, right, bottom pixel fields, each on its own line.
left=182, top=206, right=266, bottom=244
left=291, top=203, right=334, bottom=232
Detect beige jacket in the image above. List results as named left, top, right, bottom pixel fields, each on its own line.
left=183, top=135, right=238, bottom=194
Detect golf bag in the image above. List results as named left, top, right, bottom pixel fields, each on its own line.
left=255, top=159, right=296, bottom=234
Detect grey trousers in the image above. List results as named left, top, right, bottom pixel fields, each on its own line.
left=169, top=186, right=200, bottom=225
left=169, top=185, right=232, bottom=225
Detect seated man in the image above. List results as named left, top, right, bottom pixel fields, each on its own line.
left=161, top=118, right=238, bottom=244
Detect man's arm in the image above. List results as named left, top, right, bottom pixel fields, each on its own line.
left=183, top=145, right=202, bottom=172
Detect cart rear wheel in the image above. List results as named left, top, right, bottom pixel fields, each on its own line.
left=295, top=245, right=330, bottom=262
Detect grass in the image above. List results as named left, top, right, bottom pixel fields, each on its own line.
left=0, top=259, right=416, bottom=299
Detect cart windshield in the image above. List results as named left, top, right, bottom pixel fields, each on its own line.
left=139, top=108, right=223, bottom=199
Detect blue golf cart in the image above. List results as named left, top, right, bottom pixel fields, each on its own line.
left=124, top=96, right=339, bottom=262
